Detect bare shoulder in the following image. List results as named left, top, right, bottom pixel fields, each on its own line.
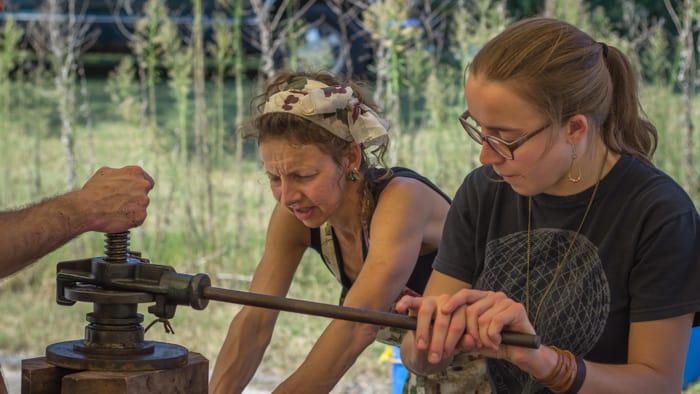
left=372, top=175, right=450, bottom=245
left=382, top=175, right=441, bottom=196
left=377, top=176, right=449, bottom=209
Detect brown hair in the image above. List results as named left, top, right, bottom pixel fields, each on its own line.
left=468, top=17, right=657, bottom=162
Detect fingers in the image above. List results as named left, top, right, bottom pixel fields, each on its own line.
left=122, top=165, right=155, bottom=191
left=81, top=165, right=155, bottom=232
left=398, top=294, right=469, bottom=365
left=440, top=304, right=469, bottom=359
left=474, top=292, right=511, bottom=350
left=395, top=295, right=421, bottom=315
left=395, top=295, right=440, bottom=362
left=402, top=289, right=534, bottom=364
left=425, top=295, right=449, bottom=363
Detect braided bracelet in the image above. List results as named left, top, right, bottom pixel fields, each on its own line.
left=534, top=345, right=586, bottom=393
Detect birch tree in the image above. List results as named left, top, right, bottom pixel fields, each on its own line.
left=27, top=0, right=97, bottom=191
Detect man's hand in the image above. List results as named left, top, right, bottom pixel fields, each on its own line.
left=76, top=166, right=155, bottom=233
left=0, top=165, right=155, bottom=278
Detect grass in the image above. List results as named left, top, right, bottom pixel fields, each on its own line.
left=0, top=78, right=400, bottom=392
left=2, top=2, right=699, bottom=390
left=0, top=73, right=698, bottom=392
left=689, top=382, right=700, bottom=394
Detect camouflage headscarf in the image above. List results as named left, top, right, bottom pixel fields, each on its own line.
left=263, top=77, right=389, bottom=147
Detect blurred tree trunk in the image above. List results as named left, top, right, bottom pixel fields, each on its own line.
left=250, top=0, right=280, bottom=83
left=28, top=0, right=96, bottom=192
left=192, top=0, right=216, bottom=247
left=78, top=65, right=96, bottom=175
left=131, top=0, right=167, bottom=178
left=232, top=0, right=247, bottom=248
left=0, top=17, right=25, bottom=202
left=665, top=0, right=698, bottom=195
left=209, top=2, right=234, bottom=167
left=52, top=0, right=76, bottom=191
left=249, top=0, right=315, bottom=84
left=323, top=0, right=366, bottom=77
left=362, top=0, right=410, bottom=164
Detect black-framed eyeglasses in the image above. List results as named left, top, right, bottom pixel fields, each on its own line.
left=458, top=110, right=550, bottom=160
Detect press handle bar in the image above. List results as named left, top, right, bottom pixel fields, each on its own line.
left=202, top=286, right=540, bottom=349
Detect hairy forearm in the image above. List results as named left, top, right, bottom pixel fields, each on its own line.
left=0, top=166, right=153, bottom=279
left=0, top=192, right=87, bottom=278
left=273, top=319, right=378, bottom=393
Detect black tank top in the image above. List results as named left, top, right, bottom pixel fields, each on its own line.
left=309, top=167, right=451, bottom=295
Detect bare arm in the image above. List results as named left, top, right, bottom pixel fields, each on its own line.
left=273, top=178, right=450, bottom=393
left=503, top=314, right=693, bottom=394
left=573, top=315, right=692, bottom=393
left=209, top=203, right=309, bottom=394
left=401, top=282, right=693, bottom=393
left=0, top=165, right=154, bottom=278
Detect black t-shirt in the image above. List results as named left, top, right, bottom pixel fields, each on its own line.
left=434, top=154, right=700, bottom=393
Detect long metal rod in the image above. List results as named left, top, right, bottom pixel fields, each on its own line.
left=202, top=286, right=540, bottom=349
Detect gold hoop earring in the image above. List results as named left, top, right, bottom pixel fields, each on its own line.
left=347, top=168, right=360, bottom=182
left=568, top=147, right=582, bottom=184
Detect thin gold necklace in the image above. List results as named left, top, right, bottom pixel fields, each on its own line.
left=525, top=148, right=609, bottom=326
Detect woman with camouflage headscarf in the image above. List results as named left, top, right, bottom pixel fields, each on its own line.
left=209, top=71, right=483, bottom=394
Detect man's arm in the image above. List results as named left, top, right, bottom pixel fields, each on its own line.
left=0, top=165, right=154, bottom=278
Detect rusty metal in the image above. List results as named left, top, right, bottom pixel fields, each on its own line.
left=46, top=231, right=209, bottom=372
left=47, top=231, right=539, bottom=373
left=202, top=286, right=541, bottom=349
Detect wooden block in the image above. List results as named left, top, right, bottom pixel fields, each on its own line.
left=1, top=367, right=9, bottom=394
left=21, top=357, right=73, bottom=394
left=22, top=353, right=208, bottom=394
left=60, top=353, right=208, bottom=394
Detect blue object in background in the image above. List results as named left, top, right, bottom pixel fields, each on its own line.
left=392, top=347, right=408, bottom=394
left=389, top=328, right=700, bottom=391
left=683, top=326, right=700, bottom=389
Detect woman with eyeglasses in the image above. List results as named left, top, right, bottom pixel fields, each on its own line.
left=397, top=17, right=700, bottom=393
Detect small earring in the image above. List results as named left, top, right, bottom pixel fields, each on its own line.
left=347, top=168, right=360, bottom=182
left=568, top=147, right=582, bottom=184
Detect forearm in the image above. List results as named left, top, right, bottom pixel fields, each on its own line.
left=273, top=319, right=378, bottom=393
left=522, top=317, right=690, bottom=393
left=0, top=166, right=153, bottom=278
left=210, top=308, right=276, bottom=394
left=577, top=361, right=680, bottom=394
left=528, top=354, right=679, bottom=394
left=0, top=192, right=88, bottom=278
left=512, top=344, right=683, bottom=394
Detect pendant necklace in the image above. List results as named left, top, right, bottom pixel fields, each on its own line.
left=525, top=148, right=609, bottom=327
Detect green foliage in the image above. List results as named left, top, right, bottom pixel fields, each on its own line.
left=642, top=24, right=670, bottom=85
left=130, top=0, right=170, bottom=157
left=549, top=0, right=589, bottom=27
left=105, top=57, right=141, bottom=124
left=1, top=2, right=700, bottom=391
left=159, top=13, right=194, bottom=162
left=449, top=0, right=511, bottom=75
left=208, top=6, right=238, bottom=165
left=0, top=17, right=26, bottom=108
